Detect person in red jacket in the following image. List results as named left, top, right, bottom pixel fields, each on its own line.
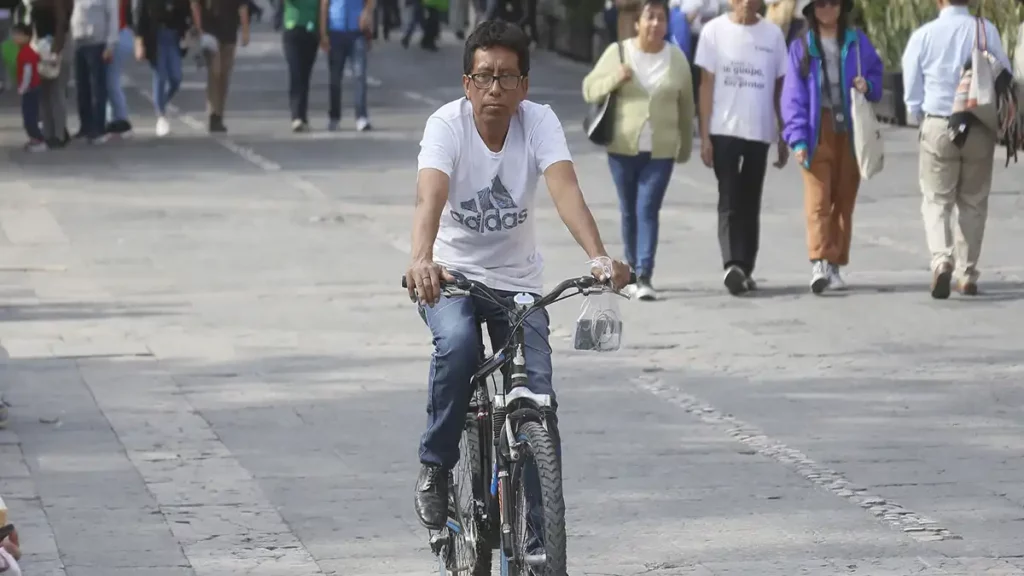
left=12, top=23, right=46, bottom=151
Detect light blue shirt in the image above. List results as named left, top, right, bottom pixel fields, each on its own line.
left=900, top=5, right=1011, bottom=121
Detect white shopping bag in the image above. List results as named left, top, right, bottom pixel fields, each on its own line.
left=850, top=40, right=884, bottom=180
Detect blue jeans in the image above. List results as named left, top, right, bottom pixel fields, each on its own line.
left=327, top=31, right=368, bottom=121
left=21, top=88, right=44, bottom=141
left=419, top=291, right=554, bottom=469
left=151, top=27, right=183, bottom=115
left=106, top=28, right=134, bottom=123
left=75, top=44, right=108, bottom=139
left=607, top=152, right=674, bottom=279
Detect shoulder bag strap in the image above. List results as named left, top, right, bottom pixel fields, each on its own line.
left=976, top=16, right=987, bottom=52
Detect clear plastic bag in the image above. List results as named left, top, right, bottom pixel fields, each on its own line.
left=572, top=257, right=623, bottom=352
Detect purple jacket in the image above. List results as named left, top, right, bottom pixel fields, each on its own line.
left=781, top=28, right=885, bottom=164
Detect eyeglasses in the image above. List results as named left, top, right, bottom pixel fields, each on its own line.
left=467, top=73, right=524, bottom=91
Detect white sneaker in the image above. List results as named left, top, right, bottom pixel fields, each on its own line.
left=155, top=117, right=170, bottom=137
left=635, top=278, right=656, bottom=301
left=810, top=260, right=829, bottom=294
left=89, top=134, right=110, bottom=145
left=356, top=117, right=371, bottom=132
left=828, top=263, right=847, bottom=291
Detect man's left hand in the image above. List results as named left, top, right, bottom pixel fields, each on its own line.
left=359, top=9, right=372, bottom=31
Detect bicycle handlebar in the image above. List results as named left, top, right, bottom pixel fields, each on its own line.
left=401, top=270, right=636, bottom=309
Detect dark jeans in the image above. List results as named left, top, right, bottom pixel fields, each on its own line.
left=21, top=88, right=44, bottom=141
left=607, top=152, right=674, bottom=279
left=151, top=26, right=183, bottom=115
left=282, top=27, right=318, bottom=122
left=418, top=291, right=554, bottom=469
left=327, top=31, right=368, bottom=121
left=711, top=134, right=770, bottom=276
left=75, top=43, right=108, bottom=139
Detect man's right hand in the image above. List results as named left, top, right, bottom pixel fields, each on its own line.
left=406, top=259, right=454, bottom=307
left=134, top=38, right=145, bottom=60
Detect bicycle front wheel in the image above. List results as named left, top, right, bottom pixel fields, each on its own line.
left=508, top=420, right=566, bottom=576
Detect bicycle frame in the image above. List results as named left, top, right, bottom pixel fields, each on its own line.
left=403, top=271, right=632, bottom=568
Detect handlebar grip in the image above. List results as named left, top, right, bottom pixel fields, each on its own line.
left=401, top=275, right=408, bottom=289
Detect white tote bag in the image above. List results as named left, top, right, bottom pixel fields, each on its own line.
left=850, top=40, right=884, bottom=180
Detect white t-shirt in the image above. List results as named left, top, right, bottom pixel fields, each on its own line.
left=626, top=38, right=672, bottom=151
left=694, top=15, right=788, bottom=143
left=417, top=98, right=573, bottom=294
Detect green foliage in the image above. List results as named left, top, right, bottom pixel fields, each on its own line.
left=858, top=0, right=1023, bottom=71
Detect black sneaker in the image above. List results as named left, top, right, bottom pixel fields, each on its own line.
left=209, top=113, right=227, bottom=133
left=723, top=265, right=748, bottom=296
left=414, top=464, right=449, bottom=530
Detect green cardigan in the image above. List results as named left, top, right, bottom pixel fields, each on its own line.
left=582, top=41, right=695, bottom=161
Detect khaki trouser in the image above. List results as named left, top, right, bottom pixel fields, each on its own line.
left=918, top=116, right=995, bottom=282
left=205, top=42, right=237, bottom=116
left=802, top=109, right=860, bottom=265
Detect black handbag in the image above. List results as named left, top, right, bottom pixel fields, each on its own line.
left=583, top=41, right=625, bottom=147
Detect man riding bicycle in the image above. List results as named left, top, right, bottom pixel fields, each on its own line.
left=404, top=20, right=631, bottom=530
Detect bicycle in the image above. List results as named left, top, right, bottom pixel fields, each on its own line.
left=402, top=269, right=633, bottom=576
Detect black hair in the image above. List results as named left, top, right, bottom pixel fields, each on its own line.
left=799, top=4, right=849, bottom=81
left=463, top=20, right=531, bottom=76
left=640, top=0, right=670, bottom=17
left=11, top=23, right=32, bottom=37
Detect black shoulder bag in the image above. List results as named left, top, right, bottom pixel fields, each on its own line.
left=583, top=41, right=626, bottom=147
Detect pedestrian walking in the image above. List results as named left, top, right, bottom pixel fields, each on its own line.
left=11, top=22, right=46, bottom=151
left=781, top=0, right=883, bottom=294
left=24, top=0, right=73, bottom=148
left=71, top=0, right=118, bottom=144
left=582, top=0, right=694, bottom=301
left=191, top=0, right=251, bottom=133
left=105, top=0, right=136, bottom=137
left=694, top=0, right=788, bottom=295
left=134, top=0, right=190, bottom=137
left=282, top=0, right=320, bottom=131
left=320, top=0, right=372, bottom=131
left=901, top=0, right=1010, bottom=298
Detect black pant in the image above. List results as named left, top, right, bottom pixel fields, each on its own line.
left=711, top=135, right=770, bottom=276
left=282, top=27, right=318, bottom=122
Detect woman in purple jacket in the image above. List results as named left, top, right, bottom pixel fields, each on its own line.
left=780, top=0, right=883, bottom=294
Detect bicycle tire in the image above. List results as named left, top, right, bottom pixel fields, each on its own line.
left=456, top=414, right=492, bottom=576
left=508, top=420, right=566, bottom=576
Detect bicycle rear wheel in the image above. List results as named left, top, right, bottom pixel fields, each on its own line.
left=508, top=420, right=566, bottom=576
left=447, top=410, right=492, bottom=575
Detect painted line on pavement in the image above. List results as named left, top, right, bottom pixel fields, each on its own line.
left=134, top=81, right=411, bottom=253
left=635, top=374, right=961, bottom=543
left=403, top=90, right=443, bottom=107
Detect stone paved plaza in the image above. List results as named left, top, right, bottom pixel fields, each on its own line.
left=2, top=20, right=1024, bottom=576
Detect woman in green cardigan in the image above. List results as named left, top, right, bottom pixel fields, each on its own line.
left=583, top=0, right=694, bottom=301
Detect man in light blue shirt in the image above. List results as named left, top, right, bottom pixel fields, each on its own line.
left=319, top=0, right=373, bottom=132
left=901, top=0, right=1009, bottom=299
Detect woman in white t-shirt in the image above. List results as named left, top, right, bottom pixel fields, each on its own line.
left=583, top=0, right=695, bottom=301
left=694, top=0, right=788, bottom=296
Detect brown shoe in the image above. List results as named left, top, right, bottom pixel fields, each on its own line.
left=931, top=263, right=953, bottom=299
left=958, top=279, right=978, bottom=296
